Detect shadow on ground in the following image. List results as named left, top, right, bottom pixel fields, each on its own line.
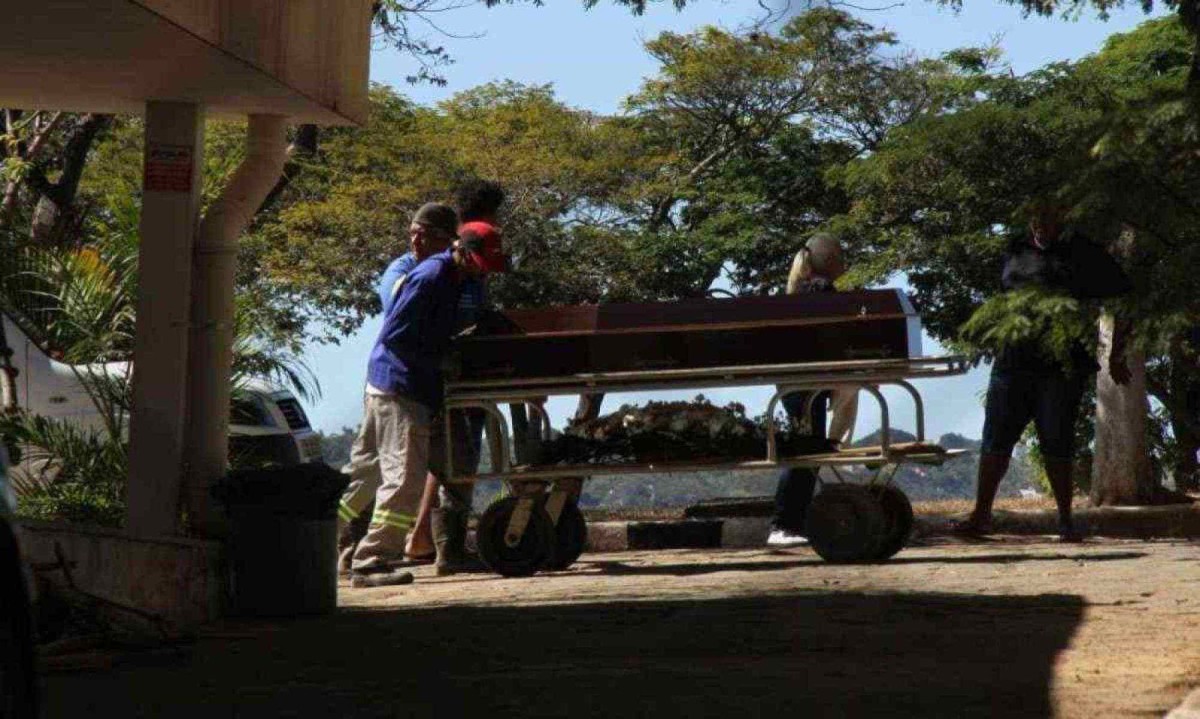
left=44, top=589, right=1085, bottom=718
left=578, top=550, right=1146, bottom=577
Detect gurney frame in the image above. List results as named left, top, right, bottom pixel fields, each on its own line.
left=441, top=356, right=969, bottom=574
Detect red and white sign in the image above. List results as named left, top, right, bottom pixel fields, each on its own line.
left=144, top=144, right=194, bottom=193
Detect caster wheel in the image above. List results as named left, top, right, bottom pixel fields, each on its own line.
left=477, top=496, right=555, bottom=577
left=805, top=485, right=885, bottom=563
left=543, top=499, right=588, bottom=571
left=871, top=484, right=914, bottom=561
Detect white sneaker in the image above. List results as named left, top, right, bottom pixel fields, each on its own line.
left=767, top=529, right=810, bottom=547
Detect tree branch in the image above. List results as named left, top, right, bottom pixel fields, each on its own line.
left=1, top=111, right=65, bottom=220
left=257, top=123, right=319, bottom=215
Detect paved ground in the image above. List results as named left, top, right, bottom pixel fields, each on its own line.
left=44, top=538, right=1200, bottom=718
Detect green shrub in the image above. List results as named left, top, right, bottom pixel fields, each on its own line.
left=16, top=481, right=124, bottom=527
left=959, top=287, right=1095, bottom=372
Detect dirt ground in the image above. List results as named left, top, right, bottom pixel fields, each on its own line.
left=42, top=537, right=1200, bottom=718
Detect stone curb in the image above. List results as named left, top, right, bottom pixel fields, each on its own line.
left=916, top=504, right=1200, bottom=539
left=584, top=518, right=771, bottom=552
left=582, top=503, right=1200, bottom=555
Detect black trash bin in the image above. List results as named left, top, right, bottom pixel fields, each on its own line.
left=213, top=463, right=348, bottom=617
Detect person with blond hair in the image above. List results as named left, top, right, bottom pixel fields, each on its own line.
left=768, top=232, right=859, bottom=547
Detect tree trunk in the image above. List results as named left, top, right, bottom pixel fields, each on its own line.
left=1091, top=313, right=1156, bottom=506
left=27, top=114, right=111, bottom=247
left=257, top=124, right=319, bottom=215
left=509, top=402, right=546, bottom=466
left=573, top=393, right=604, bottom=424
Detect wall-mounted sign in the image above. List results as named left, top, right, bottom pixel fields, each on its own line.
left=144, top=144, right=194, bottom=193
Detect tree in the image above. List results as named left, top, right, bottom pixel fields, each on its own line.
left=0, top=0, right=693, bottom=256
left=939, top=0, right=1200, bottom=118
left=838, top=17, right=1200, bottom=503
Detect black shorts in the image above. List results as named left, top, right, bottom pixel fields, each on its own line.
left=980, top=367, right=1086, bottom=462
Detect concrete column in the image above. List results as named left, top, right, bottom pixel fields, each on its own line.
left=182, top=115, right=288, bottom=536
left=126, top=102, right=204, bottom=536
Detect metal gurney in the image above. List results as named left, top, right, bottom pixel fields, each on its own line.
left=441, top=353, right=969, bottom=576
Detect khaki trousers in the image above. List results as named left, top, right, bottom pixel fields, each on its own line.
left=337, top=393, right=431, bottom=572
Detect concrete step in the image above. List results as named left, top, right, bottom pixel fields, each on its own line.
left=589, top=502, right=1200, bottom=553
left=684, top=497, right=772, bottom=519
left=585, top=519, right=730, bottom=552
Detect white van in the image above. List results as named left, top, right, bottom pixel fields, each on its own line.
left=0, top=311, right=322, bottom=467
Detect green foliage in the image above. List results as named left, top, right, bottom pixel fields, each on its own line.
left=163, top=9, right=970, bottom=344
left=958, top=288, right=1096, bottom=370
left=1, top=210, right=318, bottom=527
left=14, top=481, right=124, bottom=527
left=370, top=0, right=689, bottom=86
left=0, top=411, right=125, bottom=527
left=836, top=16, right=1200, bottom=482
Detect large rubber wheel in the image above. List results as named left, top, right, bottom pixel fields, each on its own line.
left=0, top=519, right=37, bottom=719
left=477, top=496, right=555, bottom=578
left=543, top=499, right=588, bottom=571
left=870, top=484, right=914, bottom=561
left=805, top=485, right=886, bottom=563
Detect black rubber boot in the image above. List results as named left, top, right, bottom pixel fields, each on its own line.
left=433, top=508, right=483, bottom=576
left=337, top=522, right=359, bottom=576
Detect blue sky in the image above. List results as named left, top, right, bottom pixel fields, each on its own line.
left=302, top=0, right=1164, bottom=439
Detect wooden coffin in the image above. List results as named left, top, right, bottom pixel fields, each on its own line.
left=453, top=289, right=923, bottom=381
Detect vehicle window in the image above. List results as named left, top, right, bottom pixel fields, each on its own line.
left=230, top=396, right=274, bottom=427
left=274, top=398, right=311, bottom=430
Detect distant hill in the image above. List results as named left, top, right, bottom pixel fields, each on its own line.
left=852, top=428, right=918, bottom=448
left=936, top=433, right=977, bottom=450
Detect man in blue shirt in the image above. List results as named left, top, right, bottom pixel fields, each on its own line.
left=355, top=182, right=505, bottom=574
left=378, top=254, right=417, bottom=315
left=337, top=202, right=466, bottom=588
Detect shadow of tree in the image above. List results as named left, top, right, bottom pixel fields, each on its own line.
left=44, top=590, right=1084, bottom=718
left=576, top=550, right=1145, bottom=577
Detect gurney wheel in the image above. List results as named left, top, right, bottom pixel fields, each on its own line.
left=805, top=485, right=885, bottom=563
left=477, top=497, right=555, bottom=578
left=544, top=500, right=588, bottom=571
left=870, top=484, right=913, bottom=560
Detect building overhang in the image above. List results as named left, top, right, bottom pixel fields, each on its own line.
left=2, top=0, right=371, bottom=125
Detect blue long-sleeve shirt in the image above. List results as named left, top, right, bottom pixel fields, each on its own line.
left=367, top=249, right=459, bottom=411
left=379, top=254, right=418, bottom=314
left=378, top=251, right=486, bottom=327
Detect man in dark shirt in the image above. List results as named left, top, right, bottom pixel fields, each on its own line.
left=956, top=205, right=1132, bottom=542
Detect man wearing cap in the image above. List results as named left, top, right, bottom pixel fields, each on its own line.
left=336, top=202, right=468, bottom=588
left=339, top=182, right=510, bottom=575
